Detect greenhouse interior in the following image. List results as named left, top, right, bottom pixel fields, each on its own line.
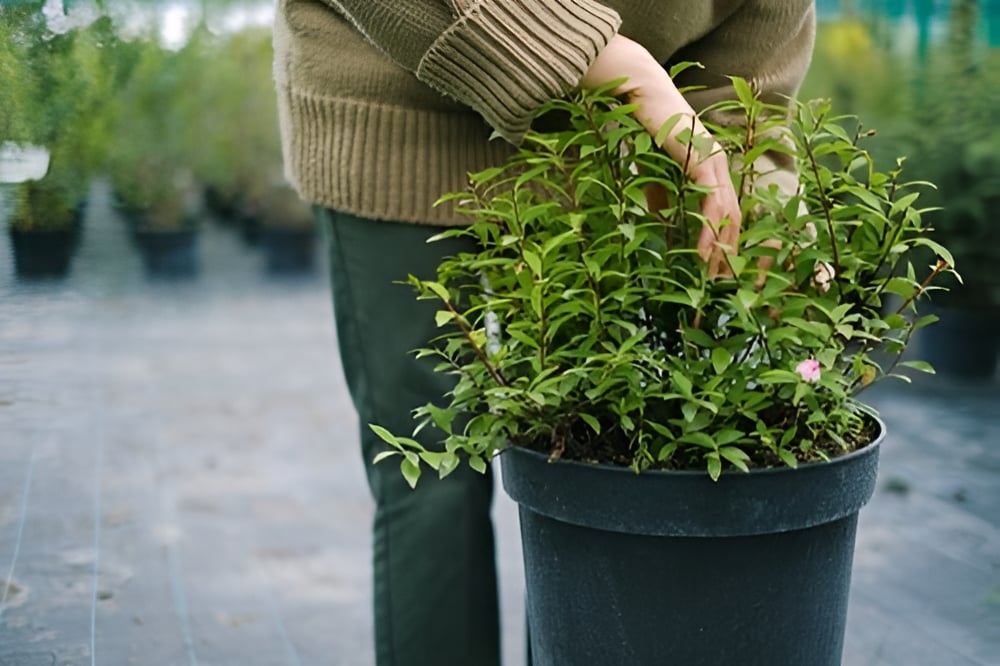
left=1, top=0, right=998, bottom=664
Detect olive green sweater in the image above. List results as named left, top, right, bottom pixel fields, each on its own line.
left=273, top=0, right=815, bottom=225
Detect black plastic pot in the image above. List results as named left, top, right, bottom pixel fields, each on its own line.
left=239, top=212, right=261, bottom=247
left=134, top=228, right=199, bottom=277
left=914, top=305, right=1000, bottom=380
left=501, top=421, right=883, bottom=666
left=8, top=227, right=80, bottom=278
left=260, top=226, right=316, bottom=274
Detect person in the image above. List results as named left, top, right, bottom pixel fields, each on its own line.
left=272, top=1, right=815, bottom=664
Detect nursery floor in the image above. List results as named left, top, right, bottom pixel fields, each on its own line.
left=1, top=182, right=998, bottom=666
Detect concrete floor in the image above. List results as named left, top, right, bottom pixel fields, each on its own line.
left=1, top=183, right=998, bottom=665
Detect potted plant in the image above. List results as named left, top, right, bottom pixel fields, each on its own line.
left=369, top=79, right=952, bottom=665
left=6, top=176, right=85, bottom=277
left=1, top=7, right=114, bottom=278
left=254, top=181, right=317, bottom=275
left=204, top=28, right=318, bottom=264
left=107, top=32, right=202, bottom=278
left=887, top=0, right=1000, bottom=378
left=185, top=27, right=287, bottom=248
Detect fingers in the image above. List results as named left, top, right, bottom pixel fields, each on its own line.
left=754, top=240, right=782, bottom=288
left=697, top=214, right=739, bottom=278
left=643, top=138, right=741, bottom=281
left=695, top=156, right=741, bottom=278
left=642, top=180, right=671, bottom=220
left=583, top=37, right=743, bottom=279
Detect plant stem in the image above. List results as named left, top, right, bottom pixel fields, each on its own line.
left=852, top=258, right=951, bottom=395
left=804, top=137, right=841, bottom=281
left=444, top=301, right=508, bottom=387
left=894, top=258, right=950, bottom=315
left=863, top=166, right=905, bottom=289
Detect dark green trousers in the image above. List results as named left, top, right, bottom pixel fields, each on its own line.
left=318, top=208, right=501, bottom=666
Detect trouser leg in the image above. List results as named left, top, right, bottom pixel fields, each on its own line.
left=318, top=208, right=501, bottom=666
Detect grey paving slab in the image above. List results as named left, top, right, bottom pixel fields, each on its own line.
left=0, top=181, right=998, bottom=665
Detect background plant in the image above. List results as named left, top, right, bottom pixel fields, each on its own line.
left=0, top=5, right=39, bottom=147
left=1, top=5, right=116, bottom=231
left=373, top=79, right=954, bottom=486
left=804, top=0, right=999, bottom=310
left=106, top=29, right=201, bottom=229
left=184, top=26, right=296, bottom=225
left=898, top=0, right=1000, bottom=308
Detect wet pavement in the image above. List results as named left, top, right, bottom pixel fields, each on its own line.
left=1, top=182, right=998, bottom=665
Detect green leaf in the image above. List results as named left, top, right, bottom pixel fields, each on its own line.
left=369, top=424, right=401, bottom=448
left=846, top=186, right=884, bottom=211
left=776, top=448, right=798, bottom=469
left=469, top=454, right=488, bottom=474
left=424, top=281, right=450, bottom=303
left=715, top=429, right=745, bottom=446
left=718, top=446, right=750, bottom=472
left=435, top=310, right=456, bottom=327
left=372, top=451, right=398, bottom=464
left=711, top=347, right=732, bottom=374
left=889, top=191, right=921, bottom=218
left=668, top=61, right=704, bottom=79
left=900, top=360, right=935, bottom=374
left=507, top=327, right=540, bottom=349
left=419, top=450, right=447, bottom=469
left=706, top=452, right=722, bottom=481
left=757, top=369, right=800, bottom=385
left=530, top=285, right=543, bottom=319
left=435, top=452, right=459, bottom=478
left=681, top=431, right=717, bottom=449
left=729, top=76, right=755, bottom=107
left=580, top=413, right=601, bottom=434
left=792, top=382, right=810, bottom=406
left=726, top=254, right=748, bottom=277
left=654, top=113, right=684, bottom=146
left=401, top=455, right=422, bottom=489
left=737, top=288, right=758, bottom=312
left=672, top=372, right=694, bottom=398
left=684, top=327, right=716, bottom=348
left=523, top=249, right=543, bottom=277
left=911, top=237, right=955, bottom=268
left=657, top=441, right=678, bottom=461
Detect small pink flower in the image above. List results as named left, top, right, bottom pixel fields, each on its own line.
left=795, top=358, right=821, bottom=383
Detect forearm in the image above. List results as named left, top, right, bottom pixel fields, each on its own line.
left=581, top=34, right=741, bottom=275
left=320, top=0, right=621, bottom=144
left=582, top=35, right=720, bottom=176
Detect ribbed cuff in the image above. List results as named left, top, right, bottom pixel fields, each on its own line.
left=417, top=0, right=621, bottom=145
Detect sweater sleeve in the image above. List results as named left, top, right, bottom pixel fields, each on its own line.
left=319, top=0, right=621, bottom=144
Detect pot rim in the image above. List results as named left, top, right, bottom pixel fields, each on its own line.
left=500, top=411, right=885, bottom=537
left=498, top=410, right=885, bottom=478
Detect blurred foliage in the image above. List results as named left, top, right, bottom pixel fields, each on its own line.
left=180, top=26, right=304, bottom=227
left=804, top=0, right=1000, bottom=307
left=1, top=1, right=306, bottom=233
left=107, top=28, right=200, bottom=229
left=802, top=18, right=907, bottom=118
left=905, top=0, right=1000, bottom=306
left=1, top=3, right=116, bottom=229
left=5, top=0, right=990, bottom=255
left=0, top=6, right=37, bottom=144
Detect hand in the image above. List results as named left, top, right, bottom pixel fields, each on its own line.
left=582, top=35, right=741, bottom=277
